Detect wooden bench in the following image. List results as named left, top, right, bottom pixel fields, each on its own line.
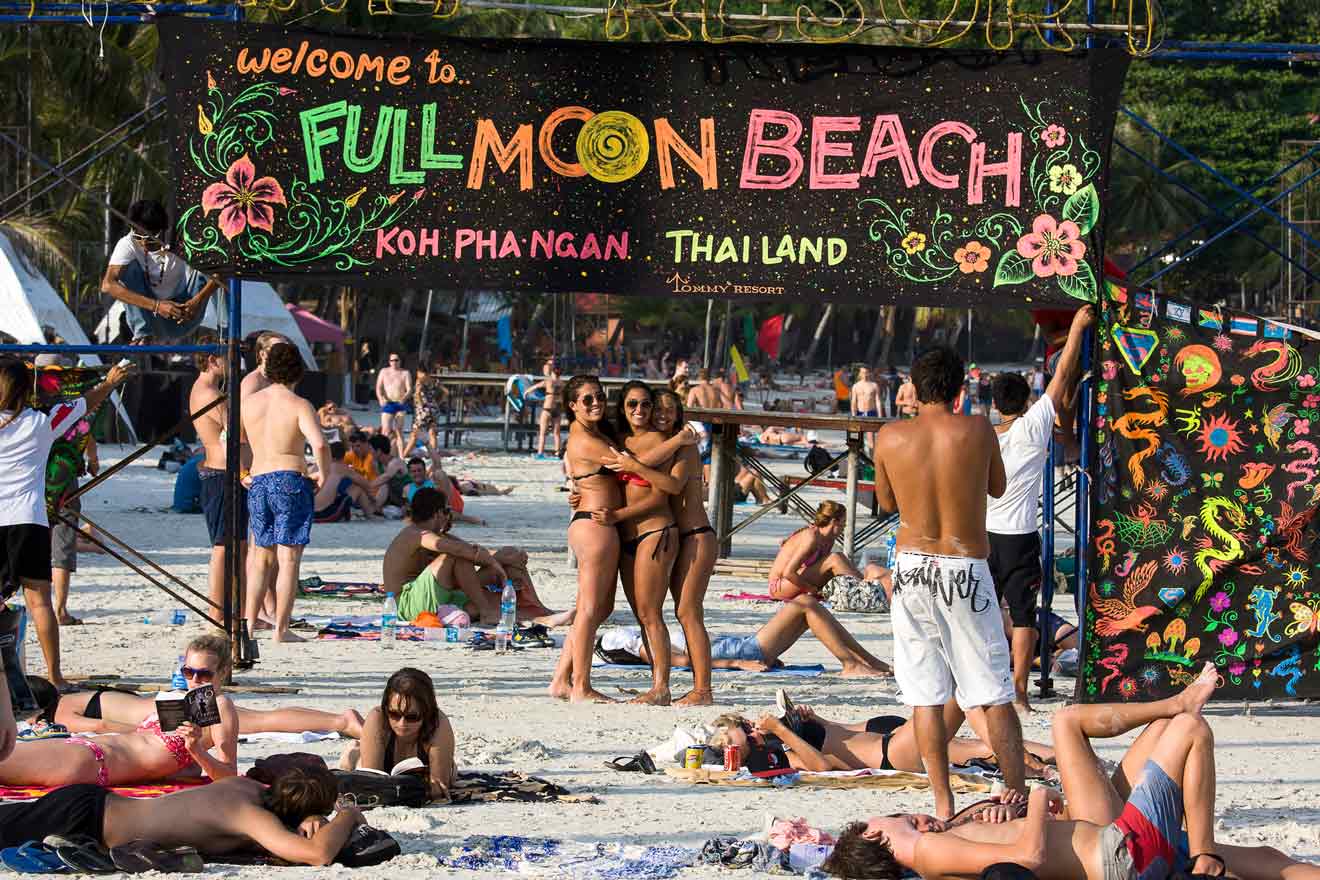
left=713, top=557, right=774, bottom=579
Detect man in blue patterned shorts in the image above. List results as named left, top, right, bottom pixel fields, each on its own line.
left=243, top=343, right=330, bottom=644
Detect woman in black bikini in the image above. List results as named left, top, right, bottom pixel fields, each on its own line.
left=549, top=375, right=625, bottom=704
left=709, top=701, right=1056, bottom=777
left=594, top=381, right=679, bottom=706
left=606, top=389, right=716, bottom=706
left=340, top=667, right=454, bottom=801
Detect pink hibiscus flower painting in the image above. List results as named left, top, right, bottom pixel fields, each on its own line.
left=202, top=154, right=286, bottom=241
left=1015, top=214, right=1087, bottom=278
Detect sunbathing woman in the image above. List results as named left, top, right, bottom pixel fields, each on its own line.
left=549, top=375, right=624, bottom=704
left=606, top=389, right=716, bottom=706
left=592, top=381, right=679, bottom=706
left=28, top=677, right=364, bottom=740
left=340, top=667, right=455, bottom=802
left=767, top=501, right=872, bottom=600
left=0, top=634, right=238, bottom=786
left=708, top=697, right=1055, bottom=777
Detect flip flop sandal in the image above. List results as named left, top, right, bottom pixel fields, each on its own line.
left=512, top=629, right=554, bottom=648
left=110, top=841, right=204, bottom=874
left=604, top=752, right=657, bottom=774
left=46, top=836, right=116, bottom=874
left=1, top=842, right=70, bottom=874
left=467, top=632, right=494, bottom=651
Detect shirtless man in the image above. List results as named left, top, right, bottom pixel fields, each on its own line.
left=685, top=368, right=721, bottom=410
left=894, top=373, right=917, bottom=417
left=714, top=371, right=742, bottom=410
left=240, top=331, right=289, bottom=627
left=375, top=352, right=412, bottom=454
left=383, top=487, right=565, bottom=626
left=0, top=766, right=367, bottom=867
left=243, top=343, right=330, bottom=644
left=190, top=339, right=245, bottom=623
left=312, top=441, right=380, bottom=522
left=366, top=434, right=405, bottom=508
left=872, top=345, right=1021, bottom=819
left=851, top=366, right=882, bottom=457
left=822, top=664, right=1320, bottom=880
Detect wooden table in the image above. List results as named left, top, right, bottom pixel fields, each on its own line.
left=686, top=407, right=895, bottom=559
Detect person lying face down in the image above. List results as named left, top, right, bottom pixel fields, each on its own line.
left=0, top=765, right=366, bottom=866
left=820, top=663, right=1320, bottom=880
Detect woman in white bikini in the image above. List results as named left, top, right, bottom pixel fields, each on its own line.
left=0, top=634, right=238, bottom=786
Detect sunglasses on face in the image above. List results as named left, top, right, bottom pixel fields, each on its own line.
left=388, top=709, right=422, bottom=723
left=130, top=232, right=164, bottom=249
left=181, top=666, right=214, bottom=682
left=625, top=399, right=652, bottom=411
left=577, top=393, right=604, bottom=406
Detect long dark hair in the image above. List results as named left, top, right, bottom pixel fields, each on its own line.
left=653, top=388, right=685, bottom=438
left=563, top=374, right=602, bottom=424
left=381, top=667, right=440, bottom=758
left=614, top=380, right=656, bottom=439
left=0, top=357, right=31, bottom=430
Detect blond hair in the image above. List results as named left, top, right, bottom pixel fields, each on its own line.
left=184, top=633, right=232, bottom=676
left=813, top=500, right=846, bottom=528
left=707, top=713, right=748, bottom=748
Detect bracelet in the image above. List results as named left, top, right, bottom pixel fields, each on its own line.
left=152, top=300, right=160, bottom=315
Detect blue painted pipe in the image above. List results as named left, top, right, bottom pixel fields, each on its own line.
left=0, top=344, right=224, bottom=355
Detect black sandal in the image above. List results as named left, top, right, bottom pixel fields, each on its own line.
left=604, top=752, right=657, bottom=774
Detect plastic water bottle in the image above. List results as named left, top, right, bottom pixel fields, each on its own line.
left=885, top=531, right=898, bottom=569
left=171, top=609, right=187, bottom=625
left=494, top=580, right=516, bottom=654
left=171, top=655, right=187, bottom=690
left=381, top=594, right=398, bottom=650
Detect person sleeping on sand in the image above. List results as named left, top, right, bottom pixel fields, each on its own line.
left=339, top=668, right=454, bottom=802
left=0, top=764, right=367, bottom=867
left=25, top=678, right=364, bottom=741
left=756, top=427, right=811, bottom=446
left=708, top=690, right=1056, bottom=779
left=596, top=591, right=890, bottom=678
left=0, top=634, right=238, bottom=787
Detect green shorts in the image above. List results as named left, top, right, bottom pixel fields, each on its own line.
left=396, top=567, right=468, bottom=621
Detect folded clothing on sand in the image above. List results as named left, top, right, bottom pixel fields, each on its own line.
left=441, top=835, right=694, bottom=880
left=449, top=771, right=597, bottom=805
left=297, top=577, right=384, bottom=598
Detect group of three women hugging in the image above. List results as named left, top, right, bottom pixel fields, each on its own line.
left=551, top=376, right=718, bottom=706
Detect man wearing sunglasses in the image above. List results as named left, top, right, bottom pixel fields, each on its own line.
left=100, top=200, right=222, bottom=343
left=375, top=353, right=412, bottom=456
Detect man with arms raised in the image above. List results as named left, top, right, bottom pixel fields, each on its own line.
left=375, top=352, right=412, bottom=455
left=0, top=765, right=368, bottom=867
left=243, top=343, right=329, bottom=644
left=190, top=337, right=246, bottom=626
left=987, top=306, right=1093, bottom=712
left=872, top=346, right=1022, bottom=820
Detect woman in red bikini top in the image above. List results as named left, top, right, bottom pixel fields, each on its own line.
left=767, top=501, right=868, bottom=600
left=0, top=634, right=239, bottom=788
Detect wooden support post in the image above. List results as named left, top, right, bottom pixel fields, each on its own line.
left=710, top=423, right=737, bottom=558
left=844, top=434, right=860, bottom=558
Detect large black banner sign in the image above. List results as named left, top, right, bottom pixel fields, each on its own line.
left=1081, top=285, right=1320, bottom=702
left=160, top=20, right=1128, bottom=304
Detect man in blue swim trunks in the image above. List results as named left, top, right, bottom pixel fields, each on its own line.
left=243, top=344, right=330, bottom=644
left=375, top=353, right=412, bottom=456
left=822, top=663, right=1310, bottom=880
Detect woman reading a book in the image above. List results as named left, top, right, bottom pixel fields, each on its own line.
left=0, top=634, right=238, bottom=786
left=339, top=667, right=455, bottom=801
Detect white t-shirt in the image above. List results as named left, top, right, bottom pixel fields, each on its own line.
left=986, top=394, right=1055, bottom=535
left=108, top=234, right=189, bottom=297
left=0, top=399, right=88, bottom=527
left=599, top=626, right=688, bottom=657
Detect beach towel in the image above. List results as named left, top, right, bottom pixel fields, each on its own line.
left=593, top=662, right=825, bottom=677
left=317, top=624, right=427, bottom=641
left=0, top=779, right=210, bottom=803
left=298, top=578, right=383, bottom=599
left=447, top=771, right=598, bottom=805
left=441, top=835, right=694, bottom=880
left=238, top=731, right=341, bottom=744
left=664, top=766, right=991, bottom=793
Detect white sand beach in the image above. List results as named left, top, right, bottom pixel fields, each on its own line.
left=17, top=434, right=1320, bottom=877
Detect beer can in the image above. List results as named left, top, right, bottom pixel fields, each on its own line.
left=723, top=745, right=741, bottom=772
left=684, top=745, right=706, bottom=770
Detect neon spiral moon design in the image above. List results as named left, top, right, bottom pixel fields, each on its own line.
left=576, top=111, right=650, bottom=183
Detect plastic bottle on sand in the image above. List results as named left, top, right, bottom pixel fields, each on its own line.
left=382, top=593, right=398, bottom=649
left=494, top=580, right=516, bottom=654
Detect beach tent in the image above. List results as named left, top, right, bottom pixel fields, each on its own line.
left=0, top=231, right=137, bottom=440
left=286, top=303, right=345, bottom=350
left=96, top=282, right=317, bottom=370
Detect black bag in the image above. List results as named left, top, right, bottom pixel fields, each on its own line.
left=333, top=770, right=429, bottom=808
left=335, top=825, right=400, bottom=867
left=804, top=443, right=832, bottom=475
left=246, top=752, right=328, bottom=785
